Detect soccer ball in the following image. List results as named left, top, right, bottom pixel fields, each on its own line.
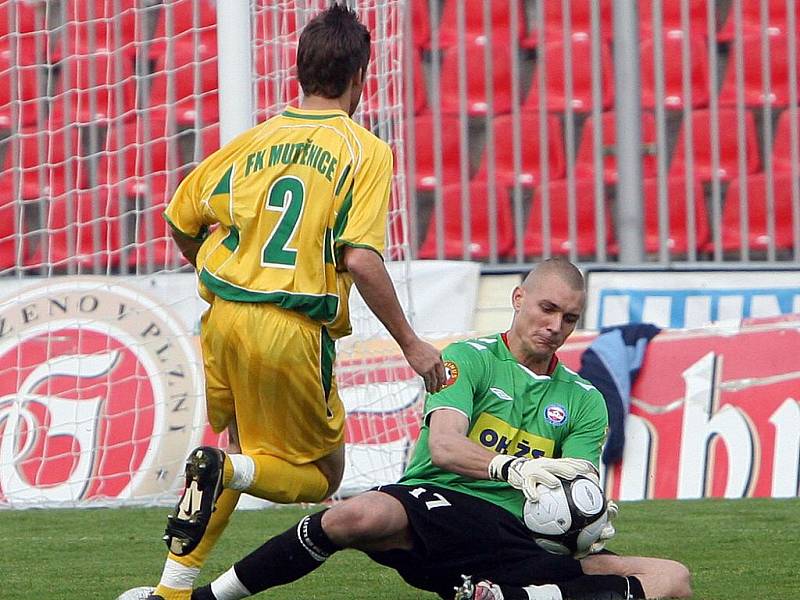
left=115, top=587, right=155, bottom=600
left=523, top=474, right=608, bottom=556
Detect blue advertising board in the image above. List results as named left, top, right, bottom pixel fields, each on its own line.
left=586, top=270, right=800, bottom=329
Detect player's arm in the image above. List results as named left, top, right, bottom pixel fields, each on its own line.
left=169, top=229, right=203, bottom=268
left=427, top=408, right=498, bottom=479
left=342, top=245, right=445, bottom=393
left=426, top=408, right=594, bottom=498
left=163, top=160, right=215, bottom=269
left=559, top=389, right=609, bottom=473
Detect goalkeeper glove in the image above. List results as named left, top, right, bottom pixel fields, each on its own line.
left=488, top=455, right=596, bottom=502
left=583, top=500, right=619, bottom=557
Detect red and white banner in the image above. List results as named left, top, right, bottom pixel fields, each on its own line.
left=0, top=278, right=205, bottom=507
left=557, top=317, right=800, bottom=500
left=334, top=315, right=800, bottom=501
left=1, top=274, right=797, bottom=507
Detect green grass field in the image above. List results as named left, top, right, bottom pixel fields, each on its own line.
left=1, top=497, right=797, bottom=599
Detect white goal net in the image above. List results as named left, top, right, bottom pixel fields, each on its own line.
left=0, top=0, right=418, bottom=507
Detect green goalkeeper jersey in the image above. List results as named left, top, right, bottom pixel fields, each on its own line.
left=400, top=332, right=608, bottom=519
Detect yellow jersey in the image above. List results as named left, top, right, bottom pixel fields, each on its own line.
left=164, top=106, right=393, bottom=338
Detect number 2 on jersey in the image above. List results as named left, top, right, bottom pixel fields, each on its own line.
left=262, top=176, right=305, bottom=268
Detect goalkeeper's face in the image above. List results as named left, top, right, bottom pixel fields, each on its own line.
left=511, top=273, right=585, bottom=363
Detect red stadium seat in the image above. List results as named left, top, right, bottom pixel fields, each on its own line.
left=96, top=124, right=189, bottom=271
left=640, top=30, right=710, bottom=109
left=0, top=197, right=15, bottom=271
left=253, top=0, right=429, bottom=49
left=772, top=110, right=800, bottom=174
left=253, top=1, right=298, bottom=44
left=130, top=202, right=187, bottom=271
left=524, top=37, right=614, bottom=112
left=149, top=45, right=219, bottom=126
left=670, top=109, right=760, bottom=182
left=410, top=114, right=466, bottom=191
left=0, top=2, right=46, bottom=60
left=59, top=0, right=139, bottom=59
left=150, top=0, right=217, bottom=58
left=195, top=122, right=221, bottom=161
left=719, top=32, right=798, bottom=108
left=362, top=48, right=426, bottom=121
left=720, top=173, right=798, bottom=253
left=26, top=189, right=121, bottom=271
left=642, top=177, right=709, bottom=254
left=438, top=0, right=527, bottom=48
left=0, top=50, right=40, bottom=129
left=418, top=181, right=515, bottom=260
left=50, top=52, right=137, bottom=125
left=2, top=127, right=97, bottom=270
left=473, top=112, right=565, bottom=186
left=438, top=39, right=515, bottom=116
left=361, top=0, right=429, bottom=49
left=0, top=1, right=40, bottom=37
left=254, top=42, right=300, bottom=119
left=639, top=0, right=709, bottom=37
left=718, top=0, right=795, bottom=42
left=97, top=121, right=183, bottom=201
left=0, top=127, right=83, bottom=200
left=523, top=179, right=612, bottom=258
left=523, top=0, right=613, bottom=46
left=575, top=111, right=658, bottom=184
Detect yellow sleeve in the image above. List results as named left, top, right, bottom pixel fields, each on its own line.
left=163, top=162, right=217, bottom=240
left=335, top=140, right=392, bottom=256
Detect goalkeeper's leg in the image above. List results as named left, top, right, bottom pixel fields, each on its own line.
left=580, top=554, right=692, bottom=599
left=191, top=510, right=342, bottom=600
left=453, top=575, right=646, bottom=600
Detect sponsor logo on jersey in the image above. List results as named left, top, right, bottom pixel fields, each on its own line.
left=0, top=278, right=203, bottom=506
left=489, top=387, right=513, bottom=401
left=544, top=403, right=569, bottom=427
left=442, top=360, right=459, bottom=388
left=470, top=413, right=555, bottom=459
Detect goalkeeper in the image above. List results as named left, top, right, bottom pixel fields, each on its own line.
left=187, top=259, right=692, bottom=600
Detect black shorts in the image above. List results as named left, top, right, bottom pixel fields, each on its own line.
left=366, top=483, right=583, bottom=598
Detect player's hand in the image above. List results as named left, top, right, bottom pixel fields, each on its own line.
left=585, top=500, right=618, bottom=555
left=488, top=456, right=596, bottom=502
left=402, top=338, right=445, bottom=393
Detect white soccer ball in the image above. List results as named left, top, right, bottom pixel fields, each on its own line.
left=115, top=587, right=155, bottom=600
left=523, top=474, right=608, bottom=556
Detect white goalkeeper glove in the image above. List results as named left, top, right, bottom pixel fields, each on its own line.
left=488, top=455, right=596, bottom=502
left=584, top=500, right=619, bottom=556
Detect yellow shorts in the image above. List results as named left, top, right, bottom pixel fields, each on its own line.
left=200, top=297, right=345, bottom=463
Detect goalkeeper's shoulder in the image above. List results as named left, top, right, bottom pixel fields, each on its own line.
left=441, top=335, right=498, bottom=366
left=554, top=363, right=605, bottom=402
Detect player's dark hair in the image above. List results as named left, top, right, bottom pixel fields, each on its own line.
left=297, top=3, right=371, bottom=99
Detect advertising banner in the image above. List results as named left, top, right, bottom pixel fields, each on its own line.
left=0, top=262, right=477, bottom=507
left=1, top=274, right=797, bottom=506
left=586, top=270, right=800, bottom=329
left=556, top=317, right=800, bottom=500
left=0, top=277, right=206, bottom=507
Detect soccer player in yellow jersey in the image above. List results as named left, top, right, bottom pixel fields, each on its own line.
left=146, top=5, right=445, bottom=600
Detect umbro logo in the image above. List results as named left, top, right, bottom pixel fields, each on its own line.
left=490, top=387, right=513, bottom=401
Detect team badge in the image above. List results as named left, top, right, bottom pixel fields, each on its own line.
left=544, top=403, right=568, bottom=426
left=443, top=360, right=459, bottom=388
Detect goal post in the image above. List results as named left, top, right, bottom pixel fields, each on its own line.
left=0, top=0, right=419, bottom=508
